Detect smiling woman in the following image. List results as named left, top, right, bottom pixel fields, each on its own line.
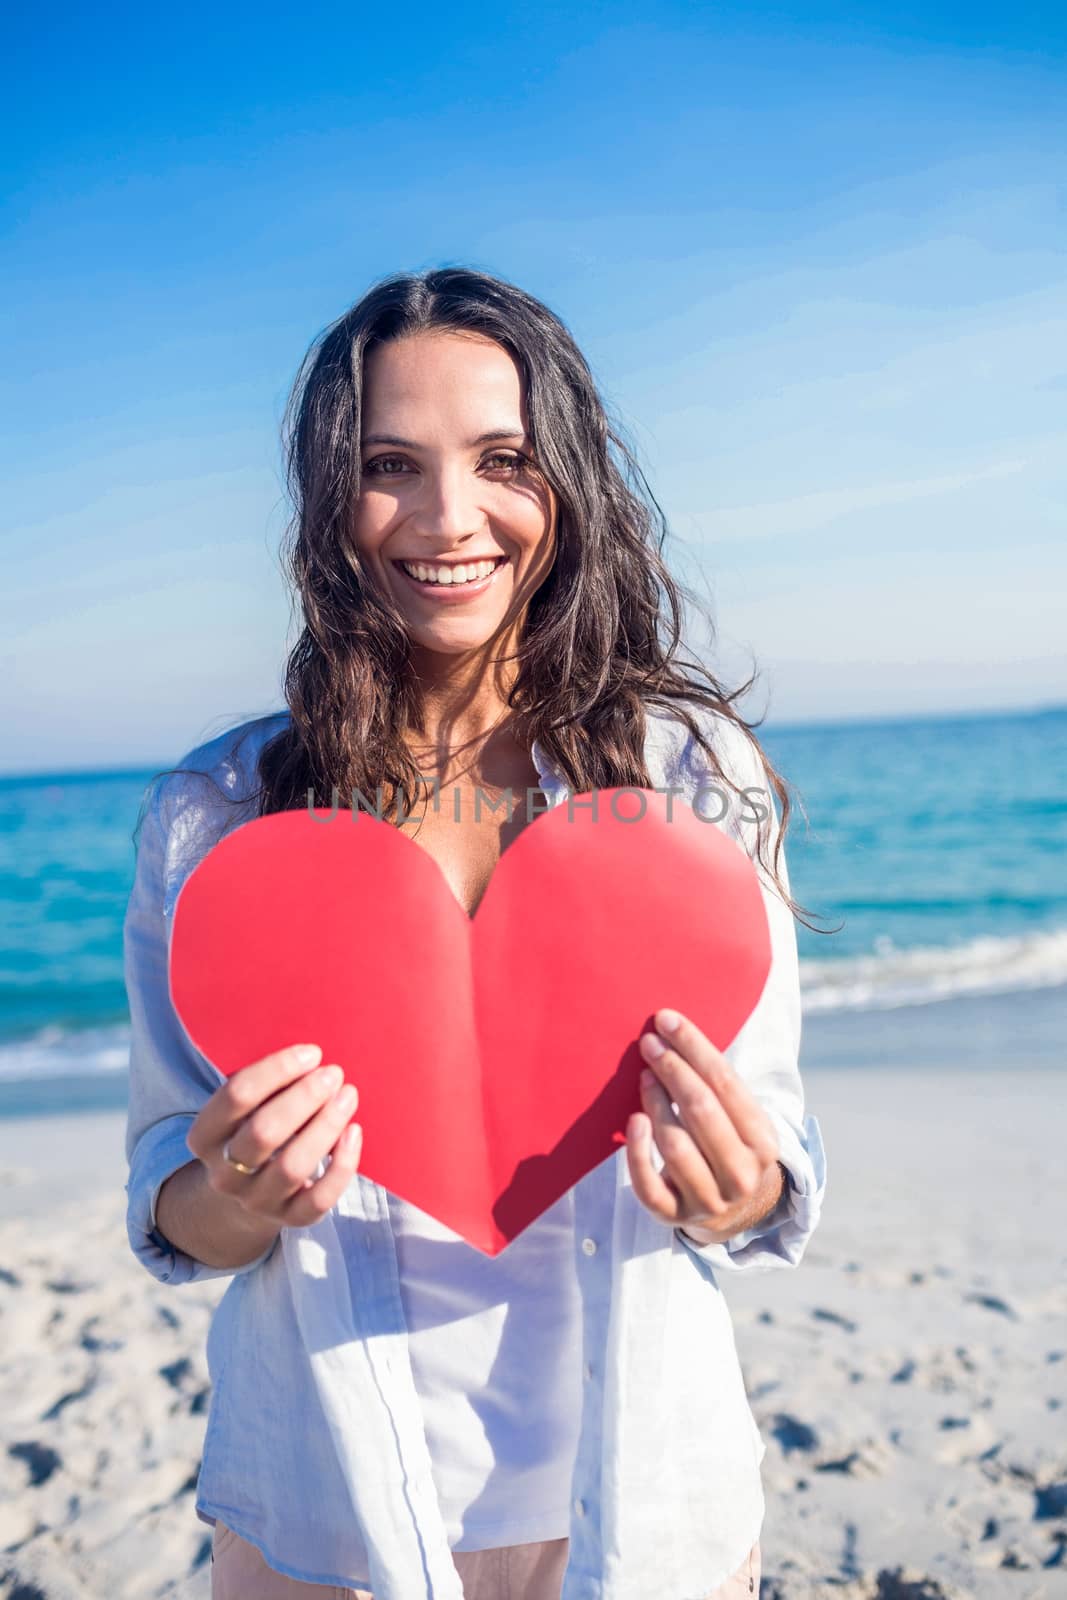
left=238, top=267, right=813, bottom=890
left=353, top=331, right=558, bottom=645
left=124, top=266, right=827, bottom=1600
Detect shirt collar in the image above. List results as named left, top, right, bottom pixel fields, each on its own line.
left=530, top=736, right=571, bottom=801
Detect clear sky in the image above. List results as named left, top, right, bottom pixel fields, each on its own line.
left=3, top=1, right=1065, bottom=774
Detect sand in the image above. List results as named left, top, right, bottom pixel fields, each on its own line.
left=0, top=1064, right=1064, bottom=1599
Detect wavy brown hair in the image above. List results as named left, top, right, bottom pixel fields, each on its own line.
left=146, top=266, right=825, bottom=930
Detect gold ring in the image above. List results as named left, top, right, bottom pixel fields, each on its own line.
left=222, top=1138, right=263, bottom=1177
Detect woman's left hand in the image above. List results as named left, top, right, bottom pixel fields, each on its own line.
left=626, top=1008, right=784, bottom=1243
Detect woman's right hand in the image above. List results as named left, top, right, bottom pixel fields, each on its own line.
left=185, top=1044, right=362, bottom=1230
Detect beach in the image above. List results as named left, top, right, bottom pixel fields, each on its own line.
left=1, top=1011, right=1065, bottom=1599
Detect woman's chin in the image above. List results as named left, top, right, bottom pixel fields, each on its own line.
left=407, top=620, right=511, bottom=659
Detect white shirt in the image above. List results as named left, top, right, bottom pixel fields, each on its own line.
left=123, top=702, right=827, bottom=1599
left=390, top=1185, right=585, bottom=1549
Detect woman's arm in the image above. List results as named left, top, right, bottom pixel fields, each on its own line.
left=677, top=1159, right=789, bottom=1248
left=123, top=774, right=280, bottom=1285
left=155, top=1158, right=282, bottom=1271
left=679, top=717, right=826, bottom=1271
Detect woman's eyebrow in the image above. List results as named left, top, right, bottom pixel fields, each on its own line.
left=361, top=428, right=527, bottom=448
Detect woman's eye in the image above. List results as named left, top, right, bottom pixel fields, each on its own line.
left=362, top=451, right=530, bottom=478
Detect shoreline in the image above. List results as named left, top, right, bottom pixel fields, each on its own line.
left=0, top=980, right=1063, bottom=1129
left=801, top=980, right=1067, bottom=1073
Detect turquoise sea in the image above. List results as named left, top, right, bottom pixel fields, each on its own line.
left=0, top=705, right=1064, bottom=1117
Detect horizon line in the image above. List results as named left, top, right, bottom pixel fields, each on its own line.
left=1, top=698, right=1064, bottom=786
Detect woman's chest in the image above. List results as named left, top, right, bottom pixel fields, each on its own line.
left=402, top=774, right=548, bottom=918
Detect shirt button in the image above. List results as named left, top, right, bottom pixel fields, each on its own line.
left=583, top=1363, right=593, bottom=1381
left=364, top=1235, right=373, bottom=1253
left=581, top=1237, right=597, bottom=1256
left=573, top=1497, right=586, bottom=1517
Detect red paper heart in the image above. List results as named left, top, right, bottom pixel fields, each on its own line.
left=169, top=790, right=771, bottom=1255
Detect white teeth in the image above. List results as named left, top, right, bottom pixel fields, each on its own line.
left=401, top=558, right=500, bottom=586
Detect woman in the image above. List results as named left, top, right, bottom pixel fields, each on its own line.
left=123, top=267, right=827, bottom=1599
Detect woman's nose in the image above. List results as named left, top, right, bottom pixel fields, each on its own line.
left=411, top=461, right=486, bottom=541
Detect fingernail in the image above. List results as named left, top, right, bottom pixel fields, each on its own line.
left=293, top=1043, right=322, bottom=1065
left=335, top=1084, right=358, bottom=1113
left=641, top=1032, right=666, bottom=1059
left=319, top=1065, right=343, bottom=1092
left=657, top=1009, right=681, bottom=1033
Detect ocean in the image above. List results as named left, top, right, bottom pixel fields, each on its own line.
left=1, top=705, right=1064, bottom=1118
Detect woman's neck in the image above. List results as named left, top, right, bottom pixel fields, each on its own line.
left=404, top=644, right=526, bottom=784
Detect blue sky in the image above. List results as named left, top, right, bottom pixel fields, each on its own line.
left=3, top=1, right=1065, bottom=773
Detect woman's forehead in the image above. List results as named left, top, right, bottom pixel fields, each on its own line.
left=363, top=331, right=527, bottom=434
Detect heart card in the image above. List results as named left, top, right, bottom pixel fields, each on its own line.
left=169, top=789, right=771, bottom=1254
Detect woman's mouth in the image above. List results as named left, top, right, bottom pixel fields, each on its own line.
left=394, top=556, right=507, bottom=599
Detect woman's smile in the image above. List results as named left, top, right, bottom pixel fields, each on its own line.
left=393, top=553, right=509, bottom=601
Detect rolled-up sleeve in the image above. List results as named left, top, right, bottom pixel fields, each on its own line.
left=676, top=716, right=827, bottom=1276
left=124, top=776, right=278, bottom=1285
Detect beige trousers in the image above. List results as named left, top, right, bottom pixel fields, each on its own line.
left=210, top=1520, right=761, bottom=1598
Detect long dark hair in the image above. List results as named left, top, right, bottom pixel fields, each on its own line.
left=145, top=266, right=824, bottom=930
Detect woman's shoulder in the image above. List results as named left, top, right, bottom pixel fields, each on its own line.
left=175, top=710, right=290, bottom=794
left=642, top=700, right=777, bottom=860
left=644, top=700, right=768, bottom=792
left=147, top=710, right=291, bottom=869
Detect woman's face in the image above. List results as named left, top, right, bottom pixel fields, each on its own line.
left=353, top=331, right=557, bottom=661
